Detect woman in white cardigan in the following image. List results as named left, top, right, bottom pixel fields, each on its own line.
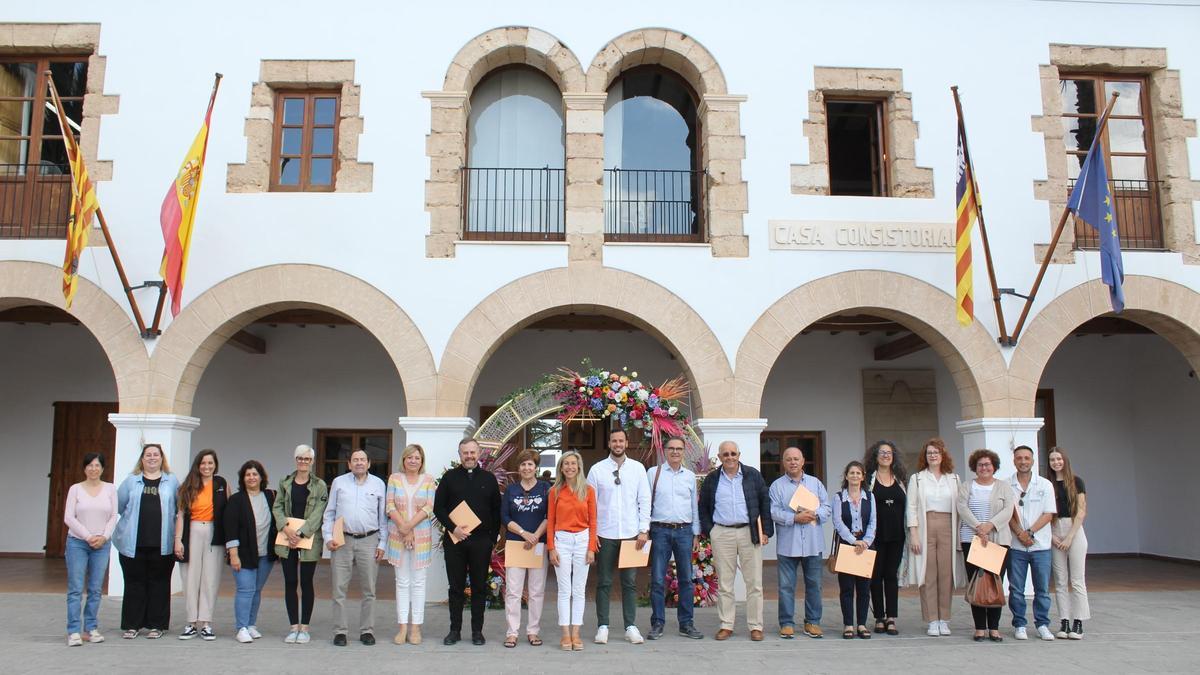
left=905, top=437, right=961, bottom=637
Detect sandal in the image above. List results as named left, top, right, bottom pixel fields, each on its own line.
left=504, top=635, right=518, bottom=648
left=122, top=629, right=139, bottom=640
left=527, top=634, right=543, bottom=646
left=874, top=620, right=886, bottom=634
left=886, top=619, right=899, bottom=636
left=858, top=626, right=872, bottom=639
left=560, top=636, right=572, bottom=651
left=145, top=629, right=163, bottom=640
left=842, top=627, right=855, bottom=640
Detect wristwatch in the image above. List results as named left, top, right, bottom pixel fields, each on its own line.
left=1025, top=528, right=1033, bottom=539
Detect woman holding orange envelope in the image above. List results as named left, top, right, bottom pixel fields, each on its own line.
left=957, top=449, right=1015, bottom=642
left=500, top=450, right=550, bottom=648
left=832, top=461, right=877, bottom=640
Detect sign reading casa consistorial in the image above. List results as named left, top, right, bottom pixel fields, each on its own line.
left=769, top=220, right=956, bottom=252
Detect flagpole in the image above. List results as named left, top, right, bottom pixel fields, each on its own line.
left=952, top=86, right=1009, bottom=345
left=1010, top=91, right=1120, bottom=343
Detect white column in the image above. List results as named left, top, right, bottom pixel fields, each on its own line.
left=105, top=413, right=201, bottom=597
left=396, top=416, right=476, bottom=603
left=694, top=418, right=769, bottom=600
left=955, top=417, right=1044, bottom=481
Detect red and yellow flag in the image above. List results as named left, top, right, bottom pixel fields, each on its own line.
left=48, top=78, right=98, bottom=308
left=161, top=76, right=220, bottom=317
left=954, top=122, right=977, bottom=325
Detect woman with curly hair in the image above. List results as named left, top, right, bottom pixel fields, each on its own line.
left=863, top=440, right=907, bottom=635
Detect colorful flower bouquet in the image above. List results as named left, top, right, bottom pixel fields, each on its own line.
left=663, top=538, right=720, bottom=608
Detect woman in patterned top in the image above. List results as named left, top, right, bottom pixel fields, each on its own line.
left=385, top=444, right=437, bottom=645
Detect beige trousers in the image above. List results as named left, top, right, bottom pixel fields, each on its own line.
left=331, top=533, right=380, bottom=635
left=1051, top=518, right=1091, bottom=620
left=181, top=520, right=223, bottom=623
left=920, top=511, right=953, bottom=622
left=711, top=524, right=763, bottom=631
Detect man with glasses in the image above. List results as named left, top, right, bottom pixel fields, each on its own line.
left=586, top=427, right=651, bottom=645
left=699, top=440, right=773, bottom=641
left=769, top=446, right=831, bottom=639
left=322, top=449, right=387, bottom=646
left=1007, top=445, right=1058, bottom=641
left=646, top=436, right=704, bottom=640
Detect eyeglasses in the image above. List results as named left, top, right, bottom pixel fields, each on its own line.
left=296, top=457, right=313, bottom=463
left=719, top=452, right=739, bottom=459
left=612, top=468, right=621, bottom=486
left=878, top=450, right=893, bottom=456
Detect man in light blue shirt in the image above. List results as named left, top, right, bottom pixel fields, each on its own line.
left=645, top=436, right=703, bottom=640
left=769, top=447, right=831, bottom=639
left=322, top=450, right=387, bottom=646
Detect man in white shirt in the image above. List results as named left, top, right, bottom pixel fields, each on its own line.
left=322, top=450, right=387, bottom=646
left=645, top=436, right=703, bottom=640
left=586, top=428, right=651, bottom=645
left=1007, top=445, right=1058, bottom=642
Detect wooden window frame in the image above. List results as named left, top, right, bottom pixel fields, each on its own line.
left=759, top=430, right=826, bottom=488
left=825, top=96, right=889, bottom=197
left=314, top=428, right=392, bottom=485
left=269, top=89, right=340, bottom=192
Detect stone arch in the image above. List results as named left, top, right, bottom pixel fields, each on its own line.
left=585, top=28, right=727, bottom=96
left=1009, top=276, right=1200, bottom=416
left=435, top=267, right=735, bottom=418
left=444, top=26, right=585, bottom=94
left=733, top=270, right=1010, bottom=420
left=148, top=264, right=437, bottom=416
left=0, top=260, right=150, bottom=411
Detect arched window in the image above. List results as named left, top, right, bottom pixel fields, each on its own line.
left=603, top=67, right=701, bottom=241
left=464, top=66, right=564, bottom=239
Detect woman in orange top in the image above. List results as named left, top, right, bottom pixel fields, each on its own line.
left=173, top=449, right=228, bottom=641
left=546, top=450, right=597, bottom=652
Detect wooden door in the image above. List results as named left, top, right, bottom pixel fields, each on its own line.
left=45, top=402, right=117, bottom=557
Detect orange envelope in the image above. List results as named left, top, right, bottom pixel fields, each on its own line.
left=618, top=539, right=652, bottom=568
left=505, top=540, right=545, bottom=569
left=966, top=536, right=1007, bottom=575
left=833, top=543, right=876, bottom=578
left=789, top=483, right=820, bottom=512
left=274, top=517, right=312, bottom=550
left=447, top=501, right=482, bottom=543
left=331, top=516, right=345, bottom=547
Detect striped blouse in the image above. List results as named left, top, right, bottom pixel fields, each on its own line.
left=385, top=472, right=437, bottom=570
left=959, top=481, right=993, bottom=543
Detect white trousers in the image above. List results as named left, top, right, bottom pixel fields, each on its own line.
left=181, top=521, right=223, bottom=624
left=392, top=548, right=427, bottom=625
left=1051, top=518, right=1090, bottom=621
left=553, top=530, right=590, bottom=626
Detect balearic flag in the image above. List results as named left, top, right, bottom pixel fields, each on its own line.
left=1067, top=130, right=1125, bottom=312
left=954, top=123, right=977, bottom=325
left=48, top=77, right=98, bottom=308
left=160, top=78, right=219, bottom=317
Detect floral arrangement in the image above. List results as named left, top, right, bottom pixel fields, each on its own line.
left=662, top=539, right=720, bottom=608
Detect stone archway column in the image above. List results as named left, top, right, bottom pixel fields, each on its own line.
left=396, top=416, right=476, bottom=603
left=105, top=413, right=201, bottom=597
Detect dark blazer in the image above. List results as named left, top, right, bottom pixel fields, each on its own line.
left=223, top=488, right=278, bottom=569
left=699, top=463, right=774, bottom=545
left=178, top=475, right=229, bottom=563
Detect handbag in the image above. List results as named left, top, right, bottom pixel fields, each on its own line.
left=825, top=530, right=840, bottom=574
left=964, top=569, right=1005, bottom=608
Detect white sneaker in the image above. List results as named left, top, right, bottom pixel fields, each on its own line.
left=247, top=625, right=262, bottom=639
left=67, top=633, right=83, bottom=647
left=938, top=620, right=951, bottom=636
left=926, top=621, right=940, bottom=637
left=625, top=626, right=644, bottom=644
left=594, top=625, right=609, bottom=644
left=87, top=629, right=105, bottom=643
left=236, top=627, right=253, bottom=644
left=284, top=631, right=299, bottom=644
left=296, top=631, right=311, bottom=644
left=1014, top=626, right=1028, bottom=640
left=1037, top=625, right=1056, bottom=641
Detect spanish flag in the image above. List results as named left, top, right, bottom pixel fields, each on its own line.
left=954, top=121, right=977, bottom=326
left=48, top=77, right=98, bottom=308
left=160, top=75, right=221, bottom=317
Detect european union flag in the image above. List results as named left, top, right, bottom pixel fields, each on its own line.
left=1067, top=137, right=1125, bottom=312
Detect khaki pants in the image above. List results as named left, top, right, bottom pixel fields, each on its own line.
left=181, top=521, right=223, bottom=624
left=920, top=511, right=953, bottom=622
left=331, top=533, right=380, bottom=635
left=711, top=524, right=763, bottom=631
left=1051, top=518, right=1090, bottom=620
left=505, top=557, right=547, bottom=637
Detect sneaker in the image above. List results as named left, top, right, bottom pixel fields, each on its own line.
left=803, top=623, right=823, bottom=639
left=1037, top=625, right=1056, bottom=641
left=248, top=625, right=262, bottom=639
left=927, top=621, right=940, bottom=637
left=200, top=626, right=216, bottom=641
left=625, top=626, right=644, bottom=644
left=87, top=630, right=105, bottom=643
left=680, top=624, right=703, bottom=640
left=284, top=631, right=299, bottom=644
left=938, top=620, right=951, bottom=636
left=67, top=633, right=83, bottom=647
left=594, top=625, right=609, bottom=644
left=647, top=624, right=663, bottom=640
left=296, top=631, right=311, bottom=644
left=236, top=627, right=253, bottom=644
left=1014, top=626, right=1028, bottom=640
left=179, top=625, right=198, bottom=640
left=1056, top=619, right=1070, bottom=639
left=1069, top=620, right=1084, bottom=640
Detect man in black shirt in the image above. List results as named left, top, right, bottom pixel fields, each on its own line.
left=434, top=438, right=501, bottom=646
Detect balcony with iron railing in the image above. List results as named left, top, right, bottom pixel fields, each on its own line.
left=1069, top=178, right=1164, bottom=250
left=0, top=163, right=71, bottom=239
left=604, top=168, right=705, bottom=243
left=461, top=167, right=565, bottom=241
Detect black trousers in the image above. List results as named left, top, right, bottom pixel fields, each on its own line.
left=119, top=547, right=175, bottom=630
left=961, top=540, right=1006, bottom=630
left=281, top=550, right=317, bottom=625
left=870, top=539, right=904, bottom=620
left=839, top=573, right=871, bottom=627
left=445, top=537, right=492, bottom=633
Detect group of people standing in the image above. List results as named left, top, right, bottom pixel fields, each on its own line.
left=62, top=434, right=1092, bottom=649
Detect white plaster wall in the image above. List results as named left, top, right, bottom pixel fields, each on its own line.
left=0, top=324, right=116, bottom=553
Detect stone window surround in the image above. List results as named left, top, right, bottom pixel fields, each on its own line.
left=423, top=26, right=749, bottom=261
left=227, top=59, right=372, bottom=193
left=1032, top=44, right=1199, bottom=264
left=791, top=67, right=934, bottom=199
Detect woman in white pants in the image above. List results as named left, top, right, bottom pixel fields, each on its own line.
left=1049, top=447, right=1090, bottom=640
left=385, top=444, right=437, bottom=645
left=173, top=449, right=228, bottom=641
left=546, top=451, right=597, bottom=652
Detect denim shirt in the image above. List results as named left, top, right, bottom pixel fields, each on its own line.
left=113, top=472, right=179, bottom=558
left=769, top=473, right=831, bottom=558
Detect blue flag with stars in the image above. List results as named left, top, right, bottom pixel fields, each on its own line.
left=1067, top=137, right=1125, bottom=312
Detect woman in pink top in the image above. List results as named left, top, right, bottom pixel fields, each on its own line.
left=64, top=452, right=118, bottom=646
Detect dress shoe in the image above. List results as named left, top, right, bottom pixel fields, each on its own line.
left=360, top=632, right=375, bottom=646
left=714, top=628, right=733, bottom=641
left=750, top=629, right=764, bottom=641
left=333, top=633, right=347, bottom=647
left=443, top=630, right=461, bottom=646
left=471, top=632, right=486, bottom=646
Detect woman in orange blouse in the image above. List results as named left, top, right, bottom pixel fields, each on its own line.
left=546, top=450, right=597, bottom=652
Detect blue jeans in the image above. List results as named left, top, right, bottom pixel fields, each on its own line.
left=233, top=557, right=273, bottom=630
left=777, top=554, right=823, bottom=627
left=1008, top=548, right=1052, bottom=628
left=649, top=525, right=695, bottom=627
left=66, top=536, right=110, bottom=634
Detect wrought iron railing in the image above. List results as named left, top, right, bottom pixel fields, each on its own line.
left=461, top=167, right=565, bottom=241
left=0, top=163, right=71, bottom=239
left=604, top=168, right=704, bottom=242
left=1069, top=178, right=1164, bottom=250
